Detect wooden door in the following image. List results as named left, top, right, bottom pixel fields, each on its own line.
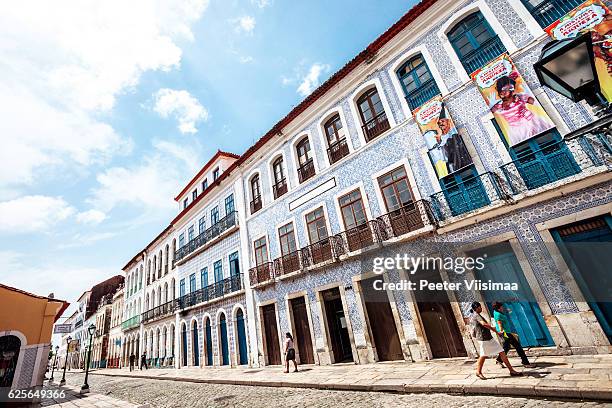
left=322, top=289, right=353, bottom=363
left=290, top=297, right=315, bottom=364
left=361, top=277, right=403, bottom=361
left=262, top=304, right=281, bottom=365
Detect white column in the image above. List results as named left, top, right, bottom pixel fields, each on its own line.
left=174, top=312, right=180, bottom=368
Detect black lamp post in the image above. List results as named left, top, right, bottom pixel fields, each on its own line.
left=80, top=324, right=96, bottom=394
left=534, top=32, right=608, bottom=115
left=49, top=345, right=59, bottom=383
left=60, top=336, right=71, bottom=386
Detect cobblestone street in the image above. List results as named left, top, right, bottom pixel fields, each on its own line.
left=61, top=371, right=608, bottom=408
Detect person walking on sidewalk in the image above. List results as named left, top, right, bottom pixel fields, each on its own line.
left=129, top=353, right=135, bottom=371
left=140, top=352, right=148, bottom=370
left=283, top=332, right=298, bottom=373
left=470, top=301, right=522, bottom=380
left=493, top=302, right=536, bottom=369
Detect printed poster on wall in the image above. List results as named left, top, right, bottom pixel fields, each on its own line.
left=413, top=96, right=472, bottom=179
left=545, top=0, right=612, bottom=102
left=471, top=53, right=555, bottom=147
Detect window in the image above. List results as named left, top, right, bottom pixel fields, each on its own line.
left=201, top=267, right=208, bottom=288
left=378, top=167, right=414, bottom=212
left=188, top=225, right=195, bottom=242
left=225, top=194, right=234, bottom=215
left=213, top=260, right=223, bottom=282
left=179, top=233, right=185, bottom=248
left=211, top=206, right=219, bottom=224
left=324, top=114, right=349, bottom=164
left=183, top=198, right=188, bottom=209
left=521, top=0, right=583, bottom=28
left=189, top=273, right=196, bottom=292
left=339, top=189, right=368, bottom=229
left=305, top=207, right=329, bottom=244
left=202, top=179, right=208, bottom=191
left=213, top=167, right=220, bottom=181
left=278, top=223, right=297, bottom=255
left=192, top=190, right=197, bottom=201
left=179, top=279, right=186, bottom=297
left=447, top=12, right=506, bottom=75
left=357, top=88, right=389, bottom=141
left=250, top=175, right=262, bottom=213
left=253, top=237, right=268, bottom=265
left=397, top=55, right=440, bottom=110
left=229, top=252, right=240, bottom=276
left=296, top=137, right=315, bottom=183
left=272, top=157, right=287, bottom=198
left=198, top=217, right=206, bottom=235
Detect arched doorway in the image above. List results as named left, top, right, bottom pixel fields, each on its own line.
left=236, top=309, right=248, bottom=365
left=0, top=335, right=21, bottom=387
left=192, top=321, right=200, bottom=366
left=181, top=323, right=188, bottom=367
left=219, top=313, right=229, bottom=366
left=204, top=317, right=213, bottom=366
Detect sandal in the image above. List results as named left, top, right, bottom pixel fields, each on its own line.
left=476, top=373, right=487, bottom=380
left=509, top=371, right=523, bottom=377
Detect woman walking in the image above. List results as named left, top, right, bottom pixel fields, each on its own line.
left=470, top=301, right=522, bottom=379
left=493, top=302, right=536, bottom=368
left=284, top=332, right=298, bottom=373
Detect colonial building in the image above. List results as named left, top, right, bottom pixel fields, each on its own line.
left=107, top=285, right=124, bottom=368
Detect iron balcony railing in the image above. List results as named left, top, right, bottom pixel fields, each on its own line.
left=527, top=0, right=583, bottom=29
left=430, top=172, right=509, bottom=220
left=462, top=36, right=506, bottom=75
left=121, top=315, right=140, bottom=330
left=405, top=80, right=440, bottom=111
left=362, top=111, right=390, bottom=142
left=178, top=274, right=243, bottom=309
left=297, top=159, right=316, bottom=183
left=300, top=237, right=334, bottom=268
left=327, top=138, right=350, bottom=164
left=376, top=200, right=437, bottom=238
left=249, top=262, right=275, bottom=286
left=141, top=300, right=178, bottom=323
left=273, top=179, right=288, bottom=199
left=332, top=220, right=388, bottom=256
left=273, top=250, right=302, bottom=276
left=174, top=211, right=237, bottom=262
left=250, top=195, right=262, bottom=214
left=74, top=320, right=83, bottom=329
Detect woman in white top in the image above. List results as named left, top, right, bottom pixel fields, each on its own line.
left=284, top=332, right=298, bottom=373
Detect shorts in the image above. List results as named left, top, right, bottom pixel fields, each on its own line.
left=286, top=348, right=295, bottom=361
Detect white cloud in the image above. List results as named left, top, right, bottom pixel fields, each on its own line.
left=152, top=89, right=209, bottom=134
left=0, top=0, right=208, bottom=189
left=232, top=16, right=256, bottom=35
left=297, top=63, right=330, bottom=97
left=281, top=75, right=294, bottom=86
left=251, top=0, right=272, bottom=8
left=239, top=55, right=254, bottom=64
left=0, top=196, right=75, bottom=233
left=57, top=232, right=118, bottom=249
left=76, top=209, right=107, bottom=225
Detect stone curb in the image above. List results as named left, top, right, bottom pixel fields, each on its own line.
left=90, top=372, right=612, bottom=402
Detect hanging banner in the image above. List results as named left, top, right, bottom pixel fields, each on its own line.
left=413, top=96, right=472, bottom=178
left=471, top=53, right=555, bottom=147
left=544, top=0, right=612, bottom=102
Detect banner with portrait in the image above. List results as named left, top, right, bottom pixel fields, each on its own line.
left=545, top=0, right=612, bottom=102
left=413, top=96, right=472, bottom=179
left=471, top=53, right=555, bottom=147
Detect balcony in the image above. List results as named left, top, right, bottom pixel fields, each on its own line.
left=300, top=237, right=334, bottom=268
left=249, top=262, right=275, bottom=286
left=333, top=220, right=386, bottom=255
left=174, top=211, right=237, bottom=263
left=250, top=195, right=262, bottom=214
left=141, top=300, right=178, bottom=323
left=121, top=315, right=140, bottom=330
left=405, top=79, right=440, bottom=111
left=362, top=111, right=390, bottom=142
left=273, top=251, right=302, bottom=276
left=297, top=159, right=316, bottom=183
left=430, top=172, right=509, bottom=220
left=273, top=179, right=288, bottom=199
left=74, top=320, right=83, bottom=329
left=461, top=36, right=506, bottom=75
left=527, top=0, right=583, bottom=28
left=376, top=200, right=436, bottom=238
left=327, top=138, right=350, bottom=164
left=178, top=274, right=243, bottom=309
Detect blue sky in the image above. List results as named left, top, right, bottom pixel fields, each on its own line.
left=0, top=0, right=417, bottom=318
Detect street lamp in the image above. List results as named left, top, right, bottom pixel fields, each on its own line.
left=80, top=324, right=96, bottom=394
left=60, top=336, right=71, bottom=386
left=534, top=32, right=607, bottom=114
left=49, top=345, right=59, bottom=383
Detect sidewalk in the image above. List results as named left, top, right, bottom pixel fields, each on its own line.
left=38, top=383, right=145, bottom=408
left=91, top=354, right=612, bottom=401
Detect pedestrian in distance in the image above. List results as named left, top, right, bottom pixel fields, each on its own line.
left=493, top=302, right=536, bottom=368
left=129, top=353, right=135, bottom=372
left=470, top=301, right=522, bottom=380
left=283, top=332, right=298, bottom=373
left=140, top=352, right=148, bottom=370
